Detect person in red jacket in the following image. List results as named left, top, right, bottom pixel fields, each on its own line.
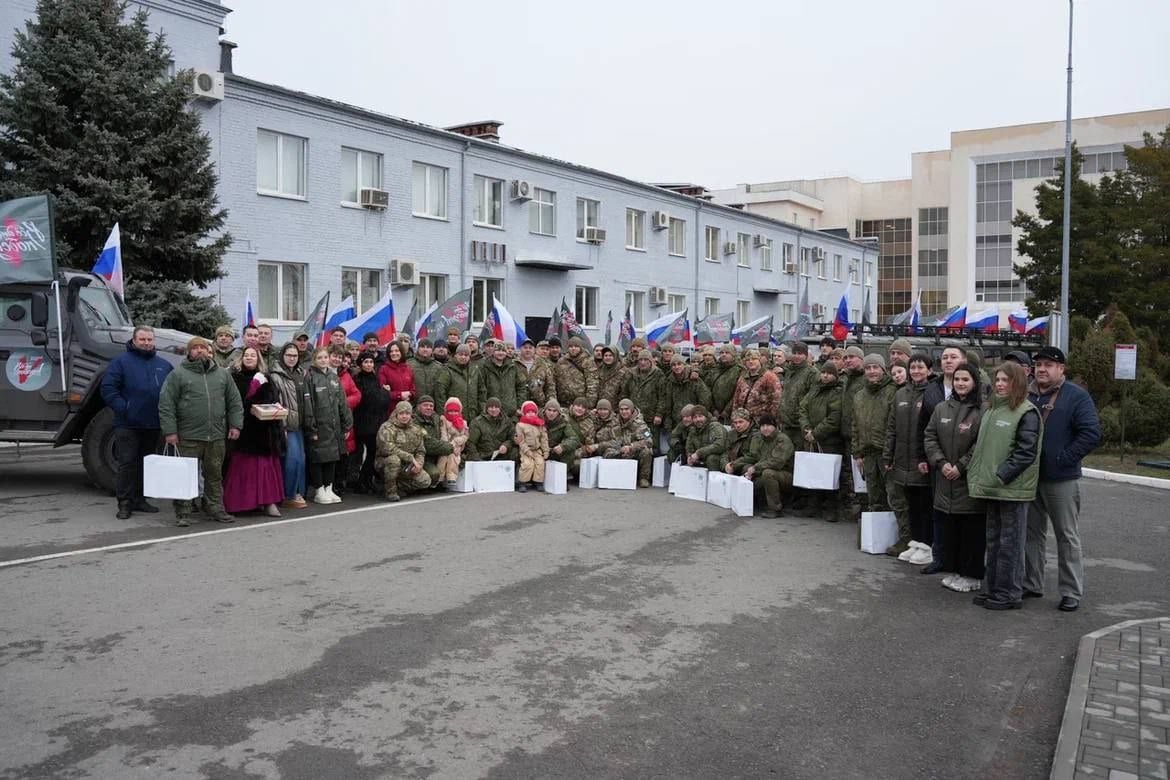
left=378, top=341, right=416, bottom=406
left=328, top=346, right=362, bottom=495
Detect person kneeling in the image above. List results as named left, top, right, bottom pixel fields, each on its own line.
left=374, top=401, right=432, bottom=502
left=515, top=400, right=550, bottom=492
left=742, top=415, right=795, bottom=519
left=601, top=398, right=654, bottom=488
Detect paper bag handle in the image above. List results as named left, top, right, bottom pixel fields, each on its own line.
left=162, top=442, right=181, bottom=457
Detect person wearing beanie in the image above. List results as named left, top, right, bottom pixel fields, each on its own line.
left=686, top=404, right=728, bottom=471
left=623, top=349, right=666, bottom=455
left=434, top=397, right=470, bottom=486
left=467, top=396, right=517, bottom=464
left=351, top=350, right=392, bottom=494
left=837, top=345, right=869, bottom=521
left=668, top=403, right=697, bottom=463
left=779, top=342, right=816, bottom=474
left=475, top=340, right=527, bottom=417
left=584, top=399, right=617, bottom=457
left=596, top=345, right=627, bottom=410
left=794, top=361, right=846, bottom=521
left=599, top=397, right=654, bottom=487
left=730, top=348, right=781, bottom=423
left=412, top=394, right=454, bottom=488
left=705, top=344, right=743, bottom=422
left=863, top=353, right=886, bottom=370
left=300, top=347, right=353, bottom=506
left=661, top=351, right=712, bottom=434
left=566, top=397, right=597, bottom=472
left=516, top=336, right=557, bottom=409
left=213, top=326, right=236, bottom=368
left=544, top=398, right=581, bottom=479
left=407, top=337, right=445, bottom=406
left=554, top=335, right=599, bottom=409
left=722, top=408, right=757, bottom=476
left=514, top=400, right=550, bottom=492
left=889, top=338, right=913, bottom=366
left=374, top=400, right=431, bottom=502
left=854, top=350, right=898, bottom=543
left=742, top=414, right=796, bottom=518
left=440, top=343, right=476, bottom=419
left=158, top=335, right=244, bottom=524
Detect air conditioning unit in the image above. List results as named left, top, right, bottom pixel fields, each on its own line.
left=723, top=241, right=738, bottom=256
left=584, top=226, right=606, bottom=244
left=359, top=187, right=389, bottom=209
left=390, top=259, right=418, bottom=286
left=753, top=234, right=768, bottom=248
left=189, top=69, right=224, bottom=101
left=510, top=180, right=533, bottom=201
left=784, top=260, right=797, bottom=274
left=649, top=286, right=668, bottom=306
left=652, top=211, right=670, bottom=230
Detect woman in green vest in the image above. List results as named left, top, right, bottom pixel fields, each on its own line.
left=967, top=362, right=1043, bottom=611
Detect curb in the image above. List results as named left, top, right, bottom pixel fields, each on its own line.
left=1049, top=617, right=1169, bottom=780
left=1082, top=467, right=1170, bottom=490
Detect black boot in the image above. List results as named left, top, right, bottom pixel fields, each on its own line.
left=116, top=500, right=132, bottom=520
left=132, top=500, right=160, bottom=513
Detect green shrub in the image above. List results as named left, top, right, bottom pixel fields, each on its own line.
left=1101, top=375, right=1170, bottom=448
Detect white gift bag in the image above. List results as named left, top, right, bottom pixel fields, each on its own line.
left=579, top=457, right=602, bottom=489
left=452, top=466, right=475, bottom=493
left=706, top=472, right=734, bottom=509
left=669, top=465, right=708, bottom=501
left=469, top=460, right=515, bottom=493
left=794, top=450, right=842, bottom=490
left=860, top=511, right=899, bottom=554
left=707, top=472, right=754, bottom=517
left=543, top=461, right=568, bottom=495
left=652, top=456, right=671, bottom=488
left=143, top=445, right=201, bottom=500
left=851, top=457, right=868, bottom=493
left=598, top=459, right=637, bottom=490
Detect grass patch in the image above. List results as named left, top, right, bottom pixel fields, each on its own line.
left=1083, top=452, right=1170, bottom=480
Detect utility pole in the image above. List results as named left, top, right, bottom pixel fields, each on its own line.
left=1059, top=0, right=1074, bottom=353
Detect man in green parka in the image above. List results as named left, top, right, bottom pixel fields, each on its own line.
left=797, top=362, right=845, bottom=520
left=686, top=405, right=727, bottom=471
left=466, top=397, right=518, bottom=463
left=475, top=341, right=527, bottom=417
left=742, top=414, right=796, bottom=518
left=706, top=345, right=743, bottom=422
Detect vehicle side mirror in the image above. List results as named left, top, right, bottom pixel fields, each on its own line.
left=30, top=328, right=48, bottom=346
left=30, top=292, right=49, bottom=327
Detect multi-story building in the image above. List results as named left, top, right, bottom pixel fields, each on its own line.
left=710, top=109, right=1170, bottom=323
left=0, top=0, right=876, bottom=341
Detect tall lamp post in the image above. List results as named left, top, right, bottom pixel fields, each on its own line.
left=1059, top=0, right=1074, bottom=353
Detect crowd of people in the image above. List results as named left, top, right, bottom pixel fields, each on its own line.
left=100, top=322, right=1101, bottom=612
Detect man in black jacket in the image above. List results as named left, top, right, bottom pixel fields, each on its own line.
left=1023, top=346, right=1102, bottom=612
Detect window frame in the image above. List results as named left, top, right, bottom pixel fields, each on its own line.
left=782, top=242, right=795, bottom=273
left=256, top=129, right=307, bottom=199
left=471, top=277, right=503, bottom=327
left=668, top=293, right=687, bottom=313
left=624, top=290, right=646, bottom=328
left=760, top=238, right=774, bottom=271
left=833, top=253, right=843, bottom=282
left=411, top=162, right=448, bottom=220
left=257, top=260, right=307, bottom=322
left=625, top=208, right=646, bottom=251
left=340, top=147, right=383, bottom=206
left=704, top=226, right=720, bottom=263
left=473, top=175, right=504, bottom=228
left=576, top=198, right=601, bottom=240
left=418, top=273, right=448, bottom=310
left=736, top=233, right=752, bottom=268
left=800, top=247, right=811, bottom=277
left=736, top=299, right=751, bottom=325
left=704, top=297, right=720, bottom=317
left=782, top=303, right=795, bottom=324
left=668, top=217, right=686, bottom=256
left=574, top=285, right=600, bottom=328
left=529, top=187, right=556, bottom=236
left=340, top=266, right=384, bottom=314
left=815, top=251, right=827, bottom=280
left=865, top=260, right=875, bottom=286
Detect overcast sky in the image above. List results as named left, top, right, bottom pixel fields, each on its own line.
left=225, top=0, right=1170, bottom=187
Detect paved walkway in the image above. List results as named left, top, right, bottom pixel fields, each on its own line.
left=1053, top=617, right=1170, bottom=779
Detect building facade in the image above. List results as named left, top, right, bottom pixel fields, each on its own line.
left=0, top=0, right=875, bottom=341
left=710, top=109, right=1170, bottom=322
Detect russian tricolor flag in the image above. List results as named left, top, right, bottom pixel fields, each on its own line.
left=319, top=295, right=356, bottom=345
left=937, top=302, right=967, bottom=330
left=644, top=309, right=690, bottom=348
left=831, top=282, right=851, bottom=341
left=1008, top=309, right=1029, bottom=334
left=489, top=296, right=528, bottom=347
left=967, top=308, right=999, bottom=332
left=1026, top=316, right=1049, bottom=335
left=91, top=223, right=124, bottom=298
left=337, top=288, right=396, bottom=346
left=241, top=290, right=255, bottom=332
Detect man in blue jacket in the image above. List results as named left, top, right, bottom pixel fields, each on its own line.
left=100, top=326, right=173, bottom=520
left=1024, top=346, right=1102, bottom=612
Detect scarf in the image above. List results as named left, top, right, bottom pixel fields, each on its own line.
left=518, top=401, right=544, bottom=427
left=444, top=402, right=466, bottom=432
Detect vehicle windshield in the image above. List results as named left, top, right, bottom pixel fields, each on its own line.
left=77, top=281, right=132, bottom=329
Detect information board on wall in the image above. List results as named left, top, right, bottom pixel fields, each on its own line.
left=1114, top=344, right=1137, bottom=381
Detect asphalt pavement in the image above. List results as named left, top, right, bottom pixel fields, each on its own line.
left=0, top=446, right=1167, bottom=778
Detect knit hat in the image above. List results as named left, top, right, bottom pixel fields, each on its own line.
left=680, top=404, right=695, bottom=417
left=618, top=398, right=635, bottom=410
left=572, top=397, right=588, bottom=408
left=568, top=336, right=585, bottom=348
left=743, top=348, right=761, bottom=361
left=393, top=400, right=413, bottom=415
left=485, top=396, right=502, bottom=409
left=670, top=354, right=687, bottom=365
left=595, top=399, right=612, bottom=411
left=214, top=325, right=234, bottom=339
left=548, top=336, right=562, bottom=347
left=417, top=394, right=435, bottom=407
left=890, top=337, right=913, bottom=355
left=521, top=400, right=539, bottom=416
left=444, top=397, right=463, bottom=410
left=186, top=336, right=211, bottom=352
left=863, top=353, right=887, bottom=369
left=446, top=326, right=462, bottom=337
left=629, top=338, right=646, bottom=349
left=544, top=398, right=562, bottom=412
left=731, top=408, right=751, bottom=422
left=844, top=346, right=865, bottom=359
left=637, top=351, right=653, bottom=363
left=455, top=344, right=471, bottom=356
left=719, top=344, right=736, bottom=356
left=690, top=404, right=709, bottom=418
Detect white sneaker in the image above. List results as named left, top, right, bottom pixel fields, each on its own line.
left=941, top=574, right=958, bottom=589
left=323, top=485, right=342, bottom=504
left=898, top=541, right=922, bottom=562
left=907, top=545, right=933, bottom=566
left=956, top=576, right=983, bottom=592
left=313, top=487, right=331, bottom=504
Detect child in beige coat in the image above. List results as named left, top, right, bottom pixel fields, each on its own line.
left=515, top=400, right=550, bottom=492
left=437, top=398, right=470, bottom=485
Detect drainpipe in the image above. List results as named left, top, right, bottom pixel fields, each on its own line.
left=459, top=140, right=470, bottom=289
left=693, top=201, right=701, bottom=313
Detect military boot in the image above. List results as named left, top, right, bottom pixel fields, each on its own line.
left=116, top=500, right=132, bottom=520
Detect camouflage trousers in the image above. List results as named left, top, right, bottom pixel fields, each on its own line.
left=173, top=438, right=226, bottom=517
left=754, top=468, right=794, bottom=511
left=378, top=454, right=432, bottom=498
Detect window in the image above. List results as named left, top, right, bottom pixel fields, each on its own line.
left=736, top=300, right=751, bottom=325
left=668, top=217, right=686, bottom=256
left=782, top=303, right=795, bottom=324
left=782, top=243, right=794, bottom=273
left=624, top=291, right=645, bottom=328
left=419, top=273, right=447, bottom=309
left=257, top=130, right=306, bottom=198
left=792, top=211, right=799, bottom=224
left=865, top=260, right=874, bottom=286
left=809, top=217, right=816, bottom=230
left=625, top=208, right=646, bottom=250
left=471, top=278, right=503, bottom=326
left=800, top=247, right=811, bottom=276
left=760, top=238, right=774, bottom=271
left=574, top=285, right=599, bottom=328
left=814, top=251, right=826, bottom=279
left=340, top=147, right=381, bottom=204
left=668, top=293, right=687, bottom=312
left=833, top=253, right=843, bottom=281
left=474, top=175, right=503, bottom=227
left=341, top=267, right=383, bottom=314
left=704, top=226, right=720, bottom=262
left=529, top=188, right=556, bottom=235
left=576, top=198, right=600, bottom=239
left=411, top=162, right=447, bottom=219
left=849, top=258, right=860, bottom=284
left=258, top=261, right=306, bottom=321
left=852, top=309, right=860, bottom=324
left=737, top=233, right=751, bottom=267
left=704, top=297, right=720, bottom=317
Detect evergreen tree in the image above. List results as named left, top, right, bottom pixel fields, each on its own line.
left=0, top=0, right=229, bottom=288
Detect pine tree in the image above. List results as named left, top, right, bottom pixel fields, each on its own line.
left=0, top=0, right=229, bottom=287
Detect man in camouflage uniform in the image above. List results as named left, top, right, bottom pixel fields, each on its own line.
left=466, top=397, right=518, bottom=463
left=407, top=338, right=446, bottom=404
left=660, top=355, right=712, bottom=430
left=515, top=338, right=557, bottom=409
left=656, top=343, right=678, bottom=374
left=375, top=401, right=433, bottom=502
left=797, top=362, right=846, bottom=521
left=555, top=337, right=599, bottom=409
left=838, top=345, right=869, bottom=521
left=544, top=399, right=581, bottom=478
left=743, top=414, right=796, bottom=518
left=686, top=405, right=727, bottom=471
left=852, top=353, right=898, bottom=520
left=623, top=337, right=647, bottom=369
left=668, top=404, right=696, bottom=463
left=600, top=398, right=654, bottom=487
left=412, top=395, right=454, bottom=488
left=595, top=346, right=627, bottom=409
left=475, top=340, right=527, bottom=417
left=780, top=341, right=816, bottom=438
left=212, top=326, right=236, bottom=368
left=706, top=345, right=743, bottom=422
left=722, top=408, right=756, bottom=472
left=623, top=351, right=665, bottom=455
left=566, top=397, right=595, bottom=473
left=439, top=344, right=476, bottom=418
left=584, top=399, right=618, bottom=457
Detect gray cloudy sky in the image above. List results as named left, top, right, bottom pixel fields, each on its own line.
left=224, top=0, right=1170, bottom=187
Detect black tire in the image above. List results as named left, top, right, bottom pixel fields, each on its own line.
left=81, top=406, right=117, bottom=495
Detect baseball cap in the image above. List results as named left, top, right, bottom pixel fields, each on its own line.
left=1004, top=350, right=1033, bottom=367
left=1032, top=346, right=1066, bottom=364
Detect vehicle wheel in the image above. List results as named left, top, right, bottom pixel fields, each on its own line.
left=81, top=406, right=118, bottom=495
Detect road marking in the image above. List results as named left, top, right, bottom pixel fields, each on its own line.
left=0, top=492, right=472, bottom=570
